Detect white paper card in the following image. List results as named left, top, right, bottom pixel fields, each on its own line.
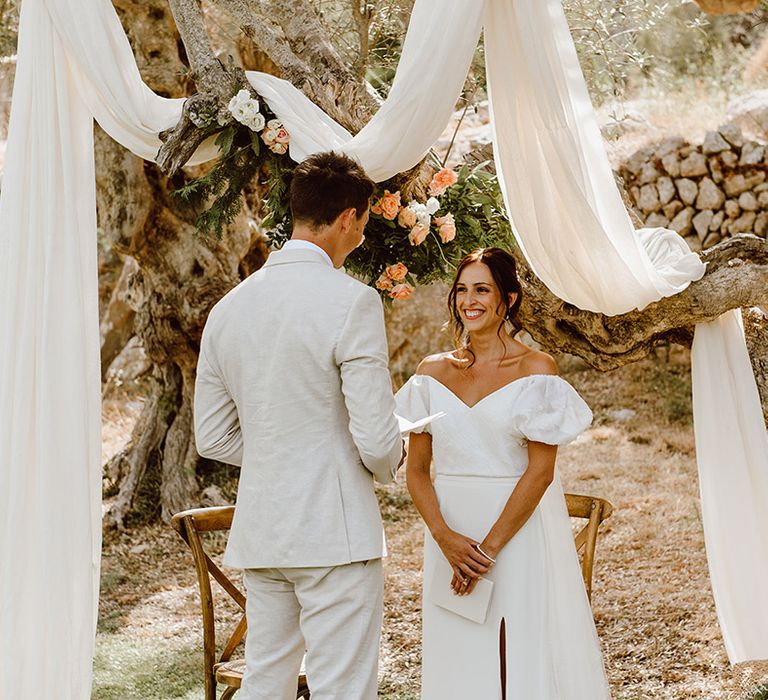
left=395, top=411, right=446, bottom=435
left=428, top=555, right=494, bottom=624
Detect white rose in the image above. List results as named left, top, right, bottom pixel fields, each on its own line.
left=408, top=201, right=431, bottom=230
left=228, top=89, right=250, bottom=111
left=266, top=118, right=282, bottom=130
left=426, top=197, right=440, bottom=215
left=248, top=112, right=266, bottom=132
left=271, top=142, right=288, bottom=155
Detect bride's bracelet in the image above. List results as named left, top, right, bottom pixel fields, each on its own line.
left=475, top=544, right=496, bottom=564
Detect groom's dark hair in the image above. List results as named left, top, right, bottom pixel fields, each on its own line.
left=290, top=151, right=375, bottom=228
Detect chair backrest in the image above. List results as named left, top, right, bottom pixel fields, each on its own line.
left=172, top=506, right=245, bottom=700
left=564, top=493, right=613, bottom=602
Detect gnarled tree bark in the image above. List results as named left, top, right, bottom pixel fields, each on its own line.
left=100, top=0, right=266, bottom=528
left=515, top=235, right=768, bottom=369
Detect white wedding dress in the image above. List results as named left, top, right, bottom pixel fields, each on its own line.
left=395, top=373, right=612, bottom=699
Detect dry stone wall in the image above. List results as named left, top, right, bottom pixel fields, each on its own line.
left=620, top=125, right=768, bottom=252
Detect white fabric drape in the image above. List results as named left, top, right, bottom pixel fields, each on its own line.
left=1, top=0, right=766, bottom=696
left=0, top=0, right=213, bottom=696
left=692, top=312, right=768, bottom=662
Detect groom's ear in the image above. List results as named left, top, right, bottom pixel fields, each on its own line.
left=337, top=207, right=357, bottom=232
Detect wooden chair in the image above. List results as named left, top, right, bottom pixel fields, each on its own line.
left=172, top=506, right=310, bottom=700
left=564, top=493, right=614, bottom=602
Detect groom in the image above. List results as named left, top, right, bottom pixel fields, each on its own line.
left=194, top=151, right=404, bottom=700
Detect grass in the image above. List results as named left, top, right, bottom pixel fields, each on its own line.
left=93, top=634, right=203, bottom=700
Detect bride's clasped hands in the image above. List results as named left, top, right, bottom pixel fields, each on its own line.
left=430, top=525, right=493, bottom=596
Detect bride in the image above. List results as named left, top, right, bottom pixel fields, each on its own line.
left=395, top=247, right=611, bottom=699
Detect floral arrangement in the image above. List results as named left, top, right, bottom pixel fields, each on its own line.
left=174, top=86, right=514, bottom=301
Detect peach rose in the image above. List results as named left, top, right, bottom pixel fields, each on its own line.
left=397, top=206, right=417, bottom=229
left=428, top=168, right=458, bottom=196
left=274, top=126, right=290, bottom=145
left=375, top=273, right=394, bottom=291
left=434, top=213, right=456, bottom=243
left=372, top=190, right=401, bottom=220
left=408, top=224, right=429, bottom=246
left=389, top=283, right=414, bottom=300
left=385, top=262, right=408, bottom=281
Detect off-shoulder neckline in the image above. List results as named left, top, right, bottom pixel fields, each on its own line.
left=413, top=373, right=566, bottom=410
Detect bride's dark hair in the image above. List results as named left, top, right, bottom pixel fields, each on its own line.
left=447, top=248, right=523, bottom=366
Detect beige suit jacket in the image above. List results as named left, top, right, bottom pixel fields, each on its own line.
left=194, top=246, right=402, bottom=568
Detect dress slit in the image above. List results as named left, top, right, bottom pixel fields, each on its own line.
left=499, top=616, right=507, bottom=700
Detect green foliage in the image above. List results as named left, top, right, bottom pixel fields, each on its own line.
left=172, top=118, right=278, bottom=239
left=261, top=157, right=516, bottom=295
left=745, top=683, right=768, bottom=700
left=563, top=0, right=768, bottom=105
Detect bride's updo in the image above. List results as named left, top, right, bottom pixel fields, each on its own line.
left=447, top=247, right=523, bottom=350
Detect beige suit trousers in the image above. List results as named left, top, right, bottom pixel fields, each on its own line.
left=240, top=559, right=384, bottom=700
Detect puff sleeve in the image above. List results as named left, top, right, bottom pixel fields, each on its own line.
left=512, top=375, right=592, bottom=445
left=394, top=375, right=433, bottom=434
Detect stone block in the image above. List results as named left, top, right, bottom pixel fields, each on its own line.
left=684, top=235, right=702, bottom=252
left=758, top=190, right=768, bottom=208
left=729, top=211, right=757, bottom=234
left=738, top=191, right=758, bottom=211
left=724, top=174, right=749, bottom=197
left=664, top=200, right=684, bottom=219
left=693, top=210, right=714, bottom=240
left=708, top=157, right=724, bottom=183
left=675, top=178, right=698, bottom=205
left=638, top=163, right=660, bottom=185
left=655, top=137, right=687, bottom=159
left=755, top=211, right=768, bottom=236
left=645, top=212, right=669, bottom=228
left=744, top=171, right=766, bottom=189
left=725, top=199, right=741, bottom=218
left=739, top=141, right=765, bottom=166
left=657, top=176, right=675, bottom=205
left=669, top=207, right=695, bottom=236
left=661, top=153, right=680, bottom=177
left=710, top=210, right=725, bottom=231
left=718, top=124, right=744, bottom=149
left=720, top=150, right=739, bottom=168
left=680, top=152, right=708, bottom=178
left=695, top=178, right=725, bottom=210
left=638, top=184, right=661, bottom=213
left=624, top=147, right=655, bottom=177
left=702, top=232, right=721, bottom=249
left=702, top=130, right=731, bottom=154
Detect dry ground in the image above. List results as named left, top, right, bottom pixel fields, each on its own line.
left=96, top=351, right=768, bottom=700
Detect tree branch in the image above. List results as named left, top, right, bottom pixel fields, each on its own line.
left=158, top=0, right=247, bottom=175
left=213, top=0, right=382, bottom=130
left=516, top=234, right=768, bottom=370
